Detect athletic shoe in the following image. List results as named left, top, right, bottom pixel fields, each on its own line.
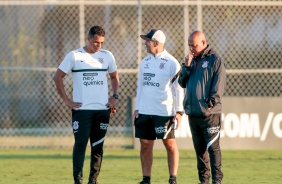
left=138, top=181, right=151, bottom=184
left=74, top=180, right=82, bottom=184
left=88, top=182, right=98, bottom=184
left=169, top=179, right=177, bottom=184
left=74, top=174, right=83, bottom=184
left=74, top=177, right=82, bottom=184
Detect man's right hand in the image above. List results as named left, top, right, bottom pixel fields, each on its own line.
left=184, top=53, right=194, bottom=67
left=64, top=99, right=82, bottom=110
left=132, top=110, right=139, bottom=126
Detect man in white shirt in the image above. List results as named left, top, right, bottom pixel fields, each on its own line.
left=132, top=29, right=184, bottom=184
left=53, top=25, right=119, bottom=184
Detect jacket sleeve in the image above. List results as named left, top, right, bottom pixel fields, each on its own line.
left=209, top=58, right=226, bottom=107
left=178, top=63, right=191, bottom=88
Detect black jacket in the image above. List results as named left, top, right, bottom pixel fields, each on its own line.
left=178, top=45, right=226, bottom=116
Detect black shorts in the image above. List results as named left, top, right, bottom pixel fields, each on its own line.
left=134, top=114, right=175, bottom=140
left=71, top=109, right=111, bottom=146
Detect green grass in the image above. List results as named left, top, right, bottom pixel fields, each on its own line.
left=0, top=149, right=282, bottom=184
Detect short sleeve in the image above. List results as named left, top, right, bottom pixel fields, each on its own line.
left=107, top=51, right=117, bottom=73
left=58, top=52, right=75, bottom=74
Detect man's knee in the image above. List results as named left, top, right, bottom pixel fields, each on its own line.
left=163, top=139, right=177, bottom=151
left=140, top=139, right=154, bottom=151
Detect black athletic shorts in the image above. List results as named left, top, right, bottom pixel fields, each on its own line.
left=134, top=114, right=175, bottom=140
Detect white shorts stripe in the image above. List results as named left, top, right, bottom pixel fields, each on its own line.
left=163, top=122, right=174, bottom=139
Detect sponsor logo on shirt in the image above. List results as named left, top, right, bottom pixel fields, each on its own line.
left=83, top=73, right=103, bottom=86
left=143, top=73, right=160, bottom=87
left=144, top=63, right=149, bottom=69
left=100, top=50, right=107, bottom=54
left=145, top=57, right=151, bottom=61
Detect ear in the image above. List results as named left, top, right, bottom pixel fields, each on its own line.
left=86, top=37, right=90, bottom=43
left=154, top=41, right=159, bottom=47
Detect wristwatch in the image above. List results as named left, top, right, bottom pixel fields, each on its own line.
left=113, top=94, right=119, bottom=99
left=176, top=111, right=184, bottom=116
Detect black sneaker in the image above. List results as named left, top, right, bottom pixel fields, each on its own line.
left=88, top=182, right=98, bottom=184
left=74, top=180, right=82, bottom=184
left=139, top=181, right=151, bottom=184
left=74, top=173, right=83, bottom=184
left=169, top=179, right=177, bottom=184
left=74, top=177, right=82, bottom=184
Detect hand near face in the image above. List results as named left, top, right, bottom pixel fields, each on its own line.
left=185, top=53, right=194, bottom=67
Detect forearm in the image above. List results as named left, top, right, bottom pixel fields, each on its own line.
left=110, top=72, right=119, bottom=94
left=111, top=78, right=119, bottom=94
left=173, top=82, right=184, bottom=112
left=53, top=69, right=70, bottom=102
left=54, top=78, right=70, bottom=102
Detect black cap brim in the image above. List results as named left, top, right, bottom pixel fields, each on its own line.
left=140, top=29, right=157, bottom=41
left=140, top=35, right=153, bottom=41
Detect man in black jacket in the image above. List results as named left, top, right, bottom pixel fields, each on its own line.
left=178, top=31, right=226, bottom=184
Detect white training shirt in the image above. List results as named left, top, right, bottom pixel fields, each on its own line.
left=135, top=50, right=184, bottom=116
left=58, top=47, right=117, bottom=110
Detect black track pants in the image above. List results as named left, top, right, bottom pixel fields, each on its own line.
left=188, top=114, right=223, bottom=184
left=71, top=110, right=110, bottom=182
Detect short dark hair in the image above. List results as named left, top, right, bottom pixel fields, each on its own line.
left=88, top=25, right=105, bottom=37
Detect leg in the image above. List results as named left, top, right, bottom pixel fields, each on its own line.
left=162, top=139, right=179, bottom=176
left=204, top=114, right=223, bottom=184
left=163, top=138, right=179, bottom=184
left=134, top=114, right=155, bottom=183
left=88, top=110, right=110, bottom=183
left=72, top=110, right=92, bottom=183
left=140, top=139, right=154, bottom=176
left=153, top=115, right=178, bottom=183
left=189, top=116, right=210, bottom=184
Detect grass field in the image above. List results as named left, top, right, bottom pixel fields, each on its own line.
left=1, top=149, right=282, bottom=184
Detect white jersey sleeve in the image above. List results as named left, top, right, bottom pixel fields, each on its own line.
left=58, top=52, right=75, bottom=74
left=107, top=51, right=117, bottom=73
left=170, top=62, right=184, bottom=112
left=135, top=66, right=143, bottom=111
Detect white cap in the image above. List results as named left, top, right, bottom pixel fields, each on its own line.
left=140, top=29, right=166, bottom=44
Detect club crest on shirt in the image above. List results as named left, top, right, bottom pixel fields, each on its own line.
left=98, top=58, right=104, bottom=64
left=159, top=62, right=166, bottom=69
left=202, top=61, right=209, bottom=68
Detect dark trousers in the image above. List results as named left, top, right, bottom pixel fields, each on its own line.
left=72, top=110, right=110, bottom=182
left=188, top=114, right=223, bottom=184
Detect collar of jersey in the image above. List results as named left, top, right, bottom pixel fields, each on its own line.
left=153, top=49, right=167, bottom=58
